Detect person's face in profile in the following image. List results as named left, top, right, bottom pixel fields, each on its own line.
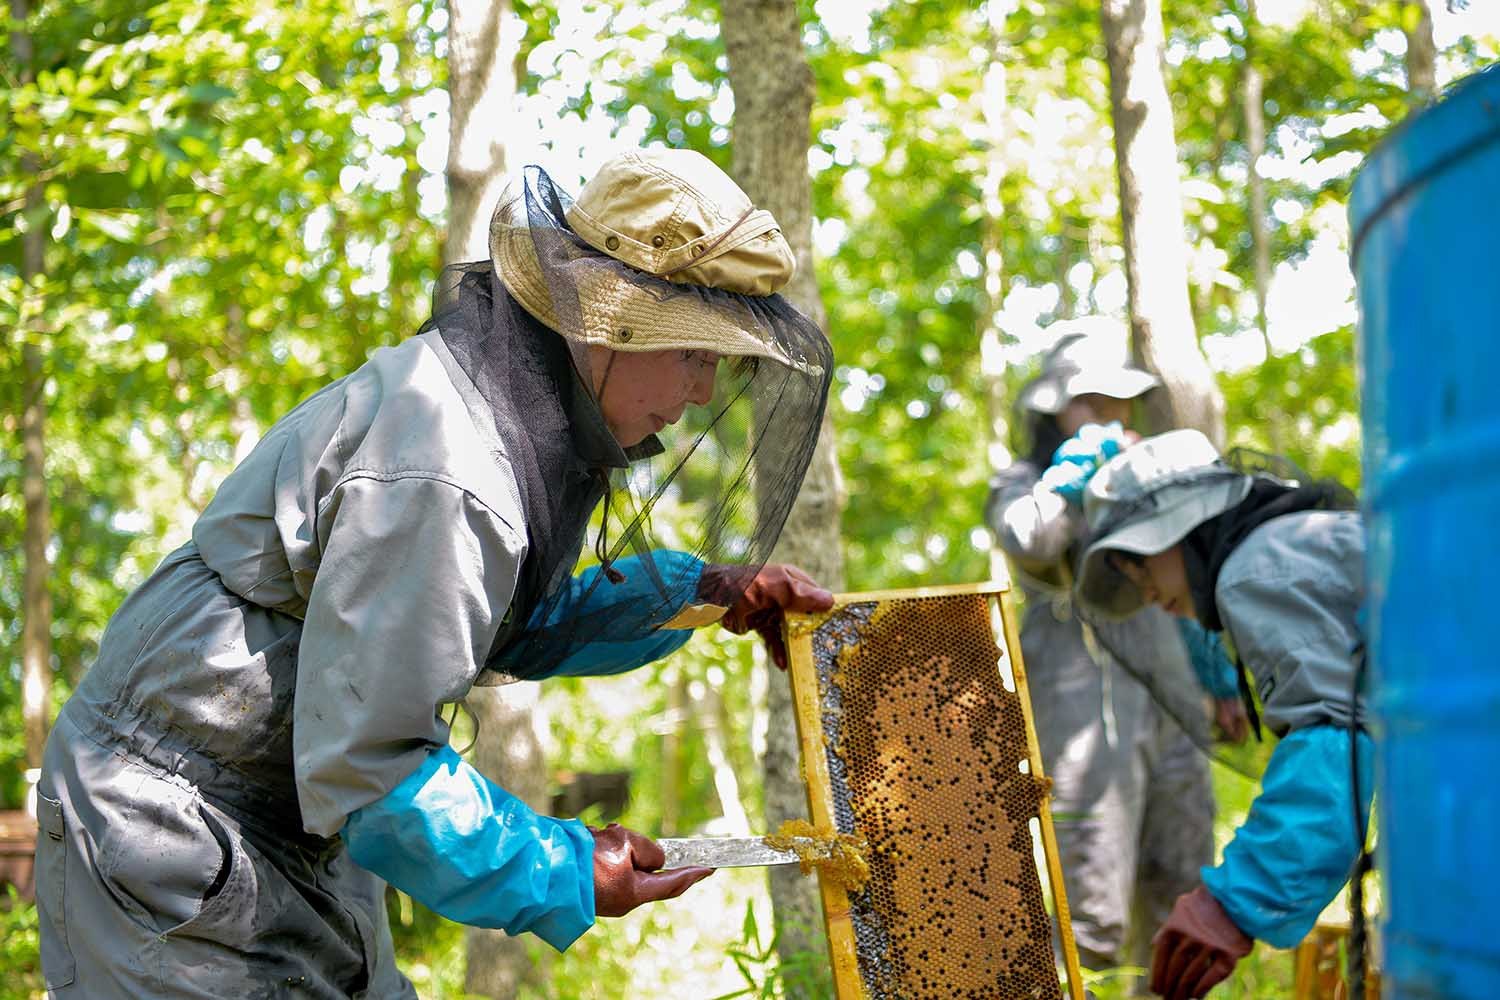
left=1110, top=545, right=1195, bottom=619
left=1058, top=392, right=1134, bottom=437
left=589, top=347, right=721, bottom=447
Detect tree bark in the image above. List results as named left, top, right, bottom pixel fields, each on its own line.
left=1243, top=0, right=1273, bottom=358
left=463, top=686, right=551, bottom=998
left=226, top=302, right=260, bottom=467
left=980, top=1, right=1018, bottom=581
left=445, top=0, right=521, bottom=263
left=1403, top=0, right=1437, bottom=100
left=660, top=668, right=689, bottom=835
left=14, top=0, right=53, bottom=775
left=695, top=675, right=751, bottom=834
left=1101, top=0, right=1226, bottom=445
left=721, top=0, right=844, bottom=992
left=443, top=3, right=539, bottom=996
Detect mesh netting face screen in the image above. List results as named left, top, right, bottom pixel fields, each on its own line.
left=804, top=594, right=1060, bottom=1000
left=424, top=162, right=832, bottom=683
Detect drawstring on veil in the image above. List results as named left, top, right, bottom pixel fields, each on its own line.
left=592, top=468, right=626, bottom=585
left=587, top=349, right=626, bottom=585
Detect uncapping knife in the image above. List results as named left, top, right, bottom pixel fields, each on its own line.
left=657, top=836, right=831, bottom=870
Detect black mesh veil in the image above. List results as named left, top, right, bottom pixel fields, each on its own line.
left=1072, top=449, right=1357, bottom=780
left=422, top=165, right=832, bottom=683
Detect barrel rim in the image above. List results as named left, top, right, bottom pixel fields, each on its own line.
left=1349, top=63, right=1500, bottom=265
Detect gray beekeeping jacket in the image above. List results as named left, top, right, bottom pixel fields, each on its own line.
left=192, top=331, right=531, bottom=833
left=38, top=330, right=540, bottom=997
left=52, top=329, right=543, bottom=845
left=1215, top=509, right=1367, bottom=734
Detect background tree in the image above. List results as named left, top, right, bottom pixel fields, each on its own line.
left=1101, top=0, right=1226, bottom=442
left=445, top=0, right=522, bottom=266
left=981, top=0, right=1019, bottom=582
left=439, top=2, right=547, bottom=996
left=1405, top=0, right=1438, bottom=97
left=1243, top=0, right=1273, bottom=357
left=11, top=0, right=53, bottom=785
left=721, top=0, right=843, bottom=990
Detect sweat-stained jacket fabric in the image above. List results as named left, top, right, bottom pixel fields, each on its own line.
left=1201, top=509, right=1373, bottom=947
left=987, top=461, right=1215, bottom=970
left=34, top=329, right=698, bottom=999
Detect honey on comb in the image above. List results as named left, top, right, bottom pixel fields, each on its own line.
left=767, top=819, right=872, bottom=892
left=807, top=594, right=1061, bottom=1000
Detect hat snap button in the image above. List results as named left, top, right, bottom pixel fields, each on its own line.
left=618, top=328, right=633, bottom=342
left=605, top=235, right=620, bottom=251
left=651, top=234, right=665, bottom=248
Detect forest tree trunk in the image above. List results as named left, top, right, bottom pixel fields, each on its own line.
left=445, top=0, right=521, bottom=264
left=1101, top=0, right=1226, bottom=444
left=443, top=3, right=539, bottom=996
left=1403, top=0, right=1437, bottom=100
left=980, top=1, right=1018, bottom=581
left=1243, top=0, right=1273, bottom=358
left=721, top=0, right=845, bottom=993
left=14, top=0, right=54, bottom=775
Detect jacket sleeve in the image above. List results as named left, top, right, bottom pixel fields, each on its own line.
left=1201, top=726, right=1373, bottom=947
left=985, top=461, right=1078, bottom=579
left=1206, top=514, right=1370, bottom=945
left=293, top=473, right=525, bottom=837
left=1175, top=619, right=1241, bottom=700
left=342, top=744, right=595, bottom=952
left=499, top=550, right=704, bottom=680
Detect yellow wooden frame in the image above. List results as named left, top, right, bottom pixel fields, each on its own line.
left=784, top=579, right=1085, bottom=1000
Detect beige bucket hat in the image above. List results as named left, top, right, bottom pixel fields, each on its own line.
left=489, top=148, right=807, bottom=368
left=1074, top=429, right=1253, bottom=619
left=1017, top=326, right=1160, bottom=415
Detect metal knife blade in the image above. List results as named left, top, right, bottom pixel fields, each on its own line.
left=657, top=836, right=830, bottom=870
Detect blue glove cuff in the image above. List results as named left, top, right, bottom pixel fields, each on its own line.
left=1176, top=619, right=1241, bottom=700
left=344, top=745, right=596, bottom=951
left=1044, top=422, right=1131, bottom=505
left=1202, top=726, right=1374, bottom=947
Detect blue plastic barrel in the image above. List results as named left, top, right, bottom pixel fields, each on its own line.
left=1350, top=64, right=1500, bottom=999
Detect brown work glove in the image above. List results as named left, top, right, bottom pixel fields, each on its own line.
left=701, top=563, right=834, bottom=670
left=1213, top=697, right=1251, bottom=744
left=1150, top=885, right=1254, bottom=1000
left=590, top=823, right=713, bottom=918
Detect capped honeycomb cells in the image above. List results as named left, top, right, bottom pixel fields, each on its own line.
left=807, top=594, right=1060, bottom=1000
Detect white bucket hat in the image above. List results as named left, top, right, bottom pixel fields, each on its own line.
left=489, top=148, right=808, bottom=369
left=1075, top=429, right=1253, bottom=619
left=1017, top=325, right=1160, bottom=415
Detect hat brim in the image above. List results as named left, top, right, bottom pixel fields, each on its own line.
left=1021, top=367, right=1160, bottom=415
left=1074, top=476, right=1252, bottom=620
left=490, top=200, right=809, bottom=373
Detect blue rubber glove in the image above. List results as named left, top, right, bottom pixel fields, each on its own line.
left=1041, top=421, right=1132, bottom=506
left=497, top=551, right=703, bottom=680
left=1201, top=725, right=1375, bottom=948
left=1176, top=619, right=1241, bottom=700
left=344, top=745, right=596, bottom=951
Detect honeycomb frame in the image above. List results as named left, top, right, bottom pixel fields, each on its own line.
left=784, top=580, right=1085, bottom=1000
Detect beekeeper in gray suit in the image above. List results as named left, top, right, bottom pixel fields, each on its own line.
left=34, top=148, right=835, bottom=998
left=985, top=328, right=1245, bottom=974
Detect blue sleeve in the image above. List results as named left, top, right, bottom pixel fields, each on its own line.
left=343, top=745, right=596, bottom=952
left=501, top=551, right=704, bottom=680
left=1201, top=725, right=1374, bottom=947
left=1175, top=619, right=1241, bottom=700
